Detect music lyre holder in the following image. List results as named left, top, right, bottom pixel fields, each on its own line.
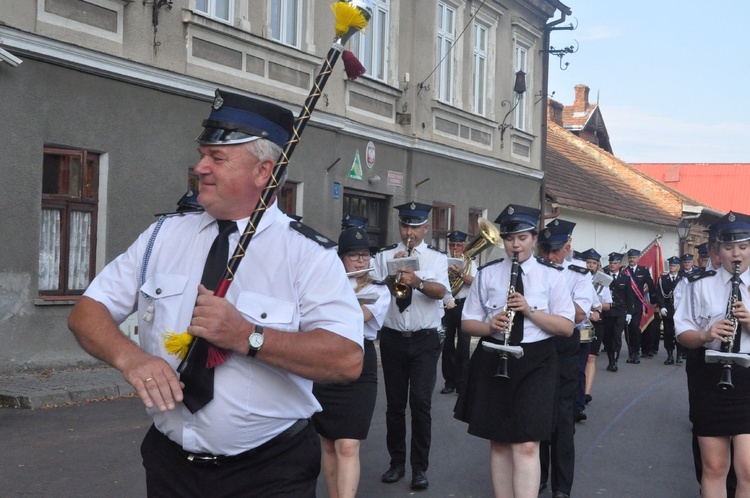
left=481, top=342, right=524, bottom=359
left=705, top=350, right=750, bottom=368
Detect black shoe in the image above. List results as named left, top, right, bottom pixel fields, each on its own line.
left=553, top=492, right=570, bottom=498
left=539, top=482, right=548, bottom=492
left=410, top=470, right=429, bottom=490
left=626, top=358, right=634, bottom=364
left=612, top=361, right=618, bottom=372
left=382, top=465, right=405, bottom=483
left=647, top=352, right=654, bottom=358
left=585, top=394, right=592, bottom=404
left=676, top=356, right=684, bottom=365
left=665, top=354, right=674, bottom=365
left=575, top=411, right=587, bottom=423
left=440, top=386, right=455, bottom=394
left=634, top=356, right=641, bottom=364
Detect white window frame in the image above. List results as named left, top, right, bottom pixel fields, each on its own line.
left=436, top=2, right=456, bottom=104
left=195, top=0, right=234, bottom=24
left=472, top=21, right=488, bottom=116
left=350, top=0, right=390, bottom=82
left=270, top=0, right=302, bottom=48
left=514, top=39, right=530, bottom=132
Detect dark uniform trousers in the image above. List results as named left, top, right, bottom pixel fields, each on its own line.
left=603, top=313, right=625, bottom=361
left=140, top=422, right=320, bottom=497
left=380, top=326, right=441, bottom=472
left=626, top=307, right=644, bottom=360
left=540, top=329, right=579, bottom=494
left=441, top=298, right=471, bottom=393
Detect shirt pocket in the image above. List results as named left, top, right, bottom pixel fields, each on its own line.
left=140, top=273, right=189, bottom=300
left=236, top=291, right=297, bottom=330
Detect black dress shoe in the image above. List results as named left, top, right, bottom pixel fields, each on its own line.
left=575, top=411, right=587, bottom=422
left=626, top=358, right=634, bottom=364
left=539, top=482, right=548, bottom=492
left=411, top=470, right=429, bottom=490
left=665, top=354, right=674, bottom=365
left=612, top=361, right=618, bottom=372
left=585, top=394, right=592, bottom=404
left=676, top=356, right=684, bottom=365
left=440, top=386, right=455, bottom=394
left=553, top=492, right=570, bottom=498
left=647, top=352, right=654, bottom=358
left=381, top=465, right=405, bottom=483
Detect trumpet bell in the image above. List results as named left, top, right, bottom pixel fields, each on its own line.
left=449, top=218, right=503, bottom=295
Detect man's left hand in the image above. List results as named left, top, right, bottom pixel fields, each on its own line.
left=188, top=284, right=254, bottom=354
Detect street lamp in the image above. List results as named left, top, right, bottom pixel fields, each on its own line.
left=676, top=219, right=690, bottom=255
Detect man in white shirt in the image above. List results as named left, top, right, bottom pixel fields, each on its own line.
left=68, top=90, right=364, bottom=497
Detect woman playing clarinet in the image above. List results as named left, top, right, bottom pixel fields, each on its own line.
left=312, top=226, right=390, bottom=498
left=675, top=211, right=750, bottom=498
left=454, top=204, right=574, bottom=498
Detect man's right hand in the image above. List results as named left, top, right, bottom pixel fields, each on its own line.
left=121, top=351, right=183, bottom=412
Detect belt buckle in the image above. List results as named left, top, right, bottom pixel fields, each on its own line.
left=187, top=454, right=220, bottom=464
left=402, top=331, right=412, bottom=338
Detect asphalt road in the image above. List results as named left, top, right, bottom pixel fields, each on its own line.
left=1, top=349, right=699, bottom=497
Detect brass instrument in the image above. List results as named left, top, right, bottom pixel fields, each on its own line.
left=718, top=262, right=742, bottom=390
left=393, top=236, right=413, bottom=299
left=449, top=218, right=503, bottom=295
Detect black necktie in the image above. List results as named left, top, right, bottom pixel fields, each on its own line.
left=182, top=220, right=237, bottom=413
left=509, top=269, right=525, bottom=345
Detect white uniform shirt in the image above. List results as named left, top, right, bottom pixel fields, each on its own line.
left=84, top=203, right=363, bottom=455
left=452, top=257, right=478, bottom=300
left=562, top=260, right=594, bottom=329
left=354, top=279, right=390, bottom=341
left=674, top=266, right=750, bottom=353
left=462, top=257, right=575, bottom=343
left=373, top=240, right=449, bottom=331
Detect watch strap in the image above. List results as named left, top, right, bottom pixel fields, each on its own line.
left=247, top=324, right=264, bottom=357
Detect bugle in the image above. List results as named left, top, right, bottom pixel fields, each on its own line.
left=392, top=236, right=412, bottom=299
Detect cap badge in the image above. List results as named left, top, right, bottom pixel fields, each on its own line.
left=355, top=232, right=363, bottom=239
left=212, top=90, right=224, bottom=111
left=552, top=219, right=559, bottom=226
left=729, top=213, right=736, bottom=222
left=544, top=229, right=551, bottom=238
left=508, top=206, right=515, bottom=215
left=410, top=202, right=416, bottom=210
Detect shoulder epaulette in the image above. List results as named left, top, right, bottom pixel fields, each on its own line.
left=154, top=207, right=205, bottom=218
left=376, top=243, right=399, bottom=254
left=567, top=264, right=589, bottom=275
left=427, top=244, right=447, bottom=254
left=537, top=257, right=564, bottom=271
left=289, top=221, right=336, bottom=248
left=478, top=258, right=503, bottom=271
left=687, top=270, right=716, bottom=283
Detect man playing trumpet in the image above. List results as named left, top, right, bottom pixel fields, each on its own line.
left=373, top=201, right=449, bottom=490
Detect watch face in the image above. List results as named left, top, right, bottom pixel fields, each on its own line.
left=250, top=333, right=264, bottom=349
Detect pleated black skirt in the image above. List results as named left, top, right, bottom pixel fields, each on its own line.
left=687, top=348, right=750, bottom=437
left=454, top=336, right=558, bottom=443
left=312, top=340, right=378, bottom=440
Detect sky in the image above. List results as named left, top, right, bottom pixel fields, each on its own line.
left=547, top=2, right=750, bottom=164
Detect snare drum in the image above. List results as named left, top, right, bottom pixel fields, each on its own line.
left=580, top=326, right=595, bottom=343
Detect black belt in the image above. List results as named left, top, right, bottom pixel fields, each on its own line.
left=383, top=326, right=437, bottom=338
left=180, top=418, right=309, bottom=465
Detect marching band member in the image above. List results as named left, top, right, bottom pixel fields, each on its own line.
left=659, top=256, right=683, bottom=365
left=455, top=204, right=574, bottom=498
left=313, top=226, right=390, bottom=498
left=440, top=230, right=476, bottom=395
left=675, top=211, right=750, bottom=498
left=373, top=202, right=449, bottom=490
left=623, top=248, right=657, bottom=363
left=601, top=253, right=634, bottom=372
left=537, top=219, right=593, bottom=498
left=583, top=249, right=611, bottom=408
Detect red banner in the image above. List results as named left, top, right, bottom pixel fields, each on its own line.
left=638, top=238, right=664, bottom=331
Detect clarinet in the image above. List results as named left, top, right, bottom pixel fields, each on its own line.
left=717, top=261, right=742, bottom=390
left=495, top=252, right=520, bottom=379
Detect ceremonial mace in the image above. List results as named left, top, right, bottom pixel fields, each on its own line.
left=168, top=1, right=374, bottom=372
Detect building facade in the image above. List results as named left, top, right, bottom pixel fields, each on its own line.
left=0, top=0, right=570, bottom=372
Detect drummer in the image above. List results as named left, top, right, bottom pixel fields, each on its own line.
left=455, top=204, right=574, bottom=498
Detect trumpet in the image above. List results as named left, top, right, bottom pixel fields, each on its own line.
left=392, top=236, right=412, bottom=299
left=718, top=261, right=742, bottom=390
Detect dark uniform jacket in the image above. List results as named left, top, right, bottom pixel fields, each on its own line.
left=624, top=265, right=659, bottom=313
left=602, top=268, right=634, bottom=317
left=657, top=274, right=680, bottom=317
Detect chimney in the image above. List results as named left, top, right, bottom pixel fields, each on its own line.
left=547, top=98, right=564, bottom=126
left=573, top=84, right=590, bottom=113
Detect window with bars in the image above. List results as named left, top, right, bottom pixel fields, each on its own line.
left=39, top=148, right=99, bottom=297
left=350, top=0, right=389, bottom=82
left=195, top=0, right=234, bottom=23
left=270, top=0, right=301, bottom=48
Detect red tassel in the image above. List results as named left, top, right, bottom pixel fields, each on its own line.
left=206, top=344, right=232, bottom=368
left=342, top=50, right=366, bottom=81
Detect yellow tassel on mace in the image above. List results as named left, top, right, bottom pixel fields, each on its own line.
left=331, top=1, right=367, bottom=39
left=163, top=330, right=193, bottom=360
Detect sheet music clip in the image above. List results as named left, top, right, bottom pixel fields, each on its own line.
left=705, top=349, right=750, bottom=368
left=481, top=341, right=524, bottom=359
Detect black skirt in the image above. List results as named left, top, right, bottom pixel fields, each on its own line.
left=687, top=348, right=750, bottom=437
left=454, top=336, right=558, bottom=443
left=312, top=340, right=378, bottom=440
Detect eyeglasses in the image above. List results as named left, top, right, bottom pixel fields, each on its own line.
left=346, top=252, right=371, bottom=261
